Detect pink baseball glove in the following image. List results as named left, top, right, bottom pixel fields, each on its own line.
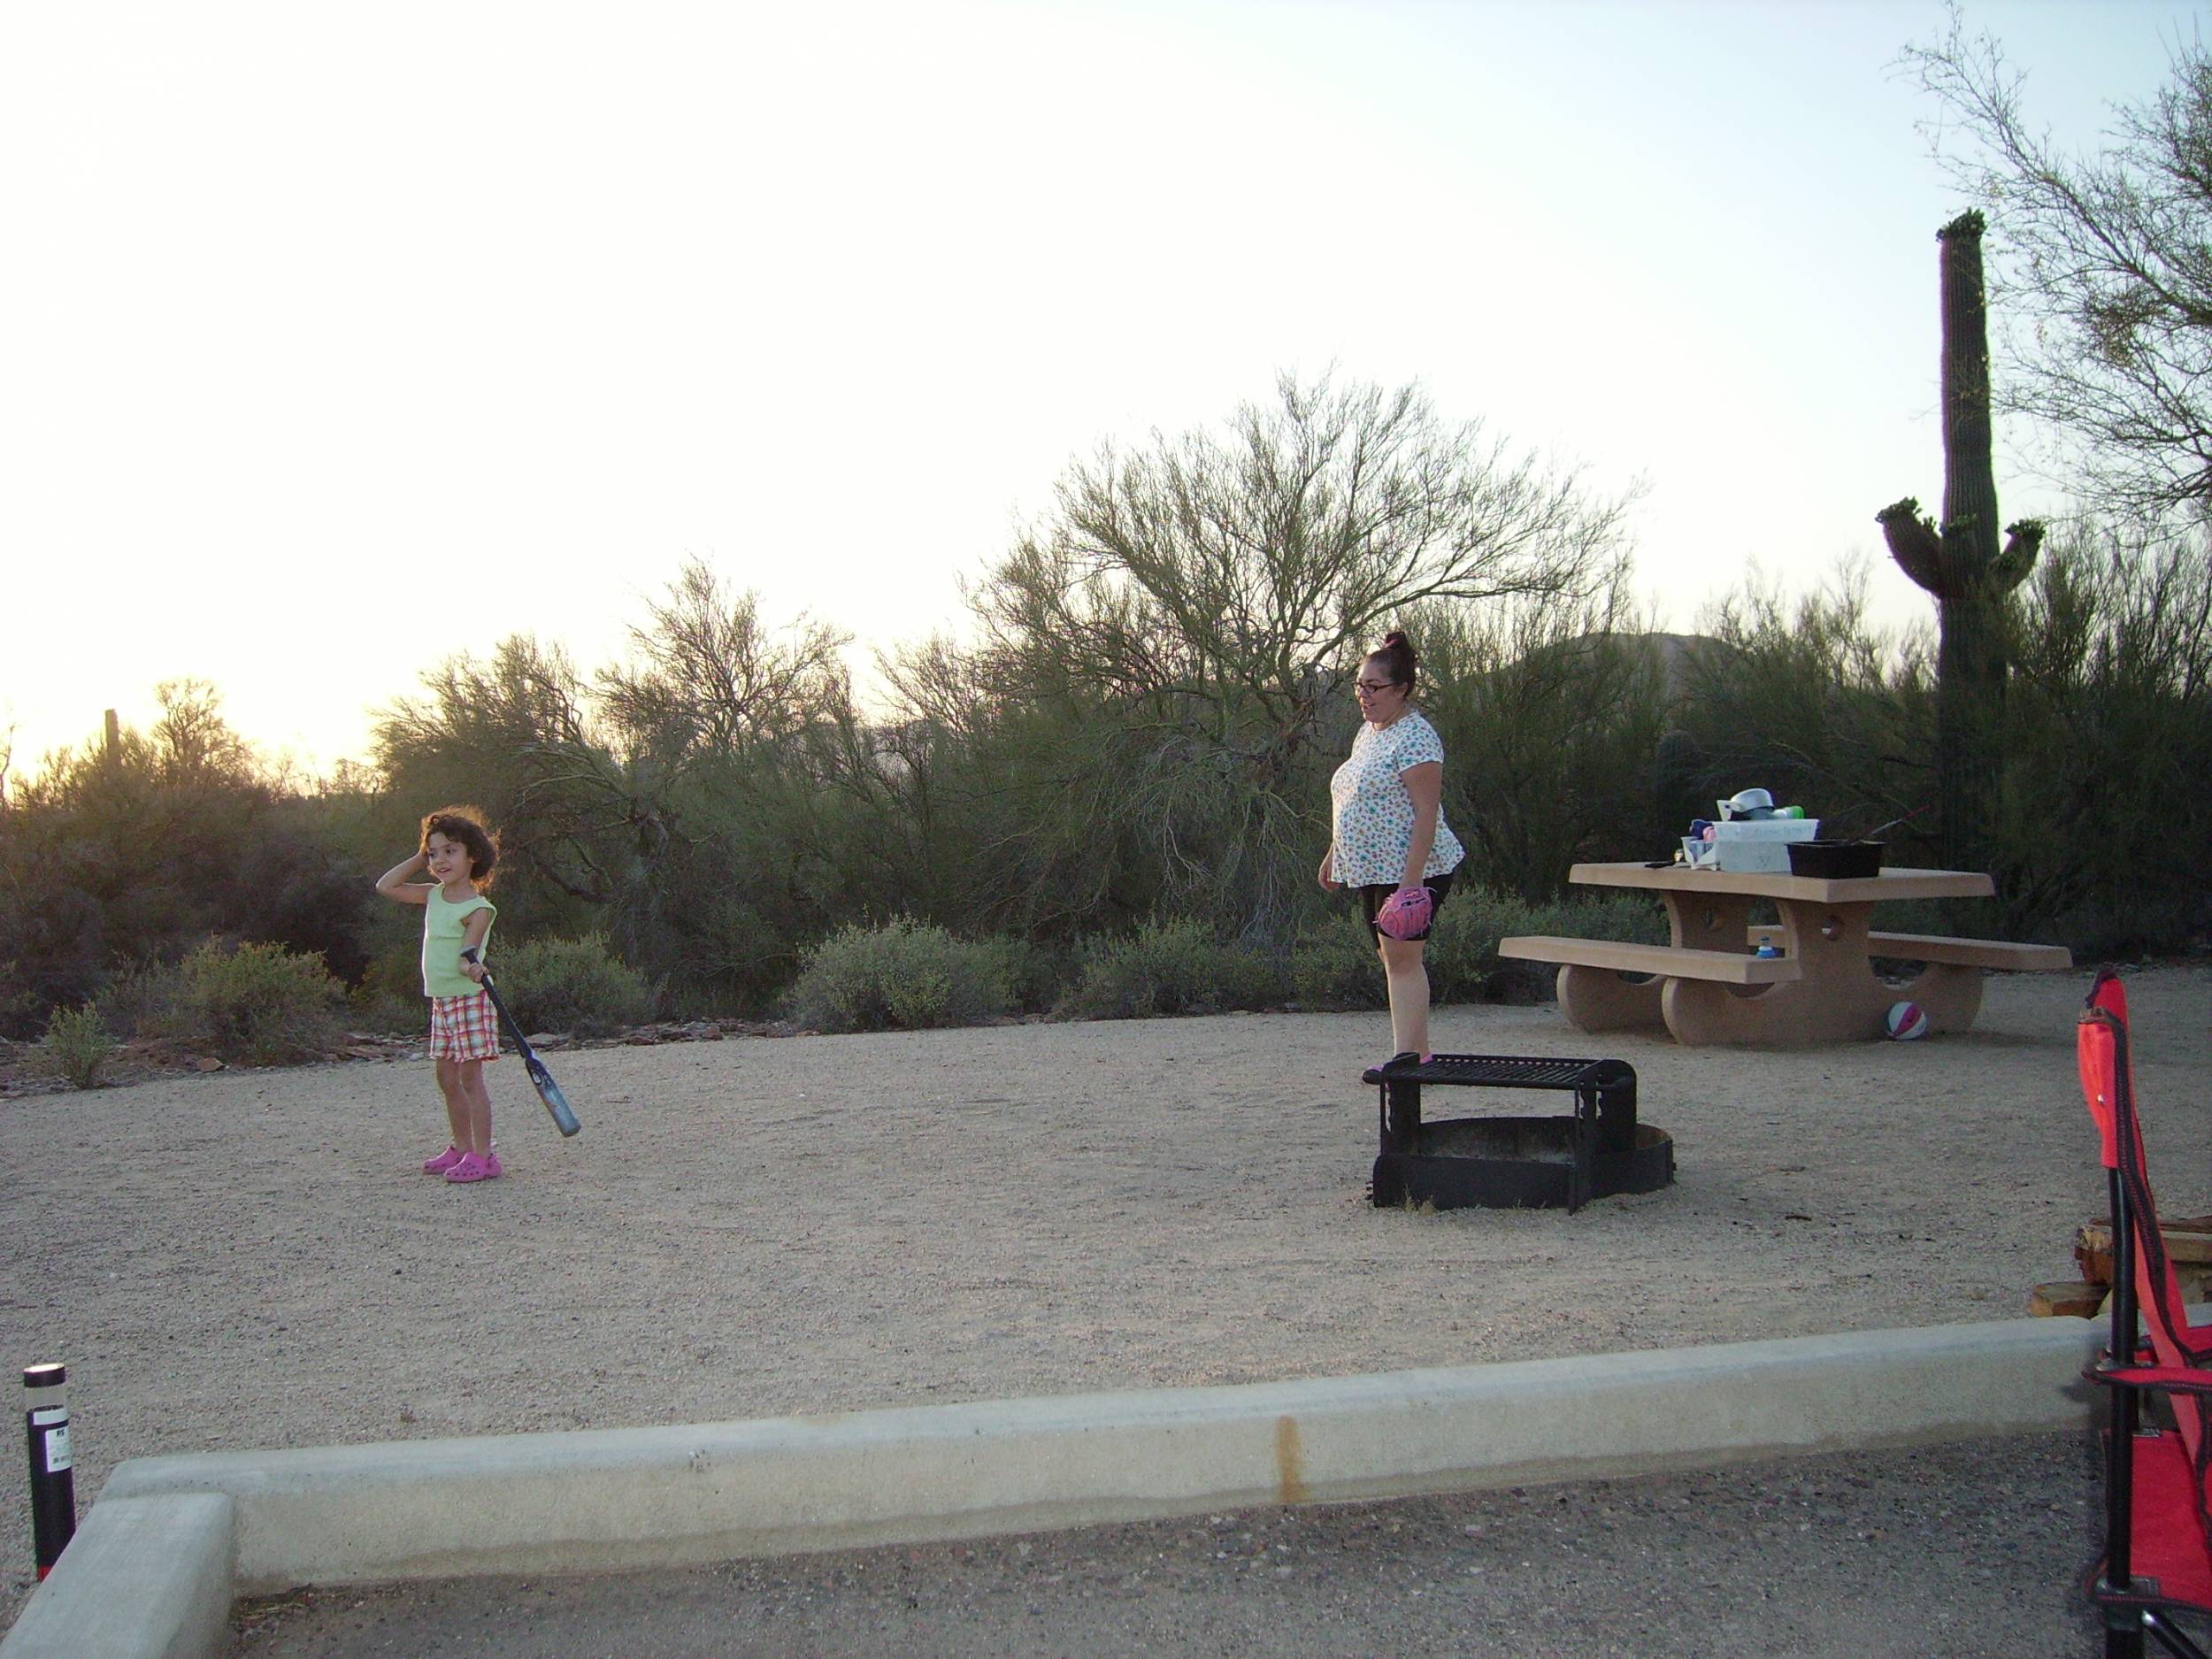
left=1375, top=886, right=1434, bottom=940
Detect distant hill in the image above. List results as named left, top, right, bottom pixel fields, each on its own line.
left=1509, top=630, right=1740, bottom=707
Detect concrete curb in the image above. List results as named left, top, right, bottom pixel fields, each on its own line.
left=3, top=1316, right=2108, bottom=1659
left=0, top=1494, right=232, bottom=1659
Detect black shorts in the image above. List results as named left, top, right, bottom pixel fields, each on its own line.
left=1356, top=872, right=1455, bottom=941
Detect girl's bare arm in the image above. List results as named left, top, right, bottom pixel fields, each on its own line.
left=458, top=910, right=494, bottom=979
left=374, top=852, right=431, bottom=904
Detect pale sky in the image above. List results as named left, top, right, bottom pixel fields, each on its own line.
left=2, top=0, right=2195, bottom=780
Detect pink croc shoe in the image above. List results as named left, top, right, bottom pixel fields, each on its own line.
left=444, top=1151, right=493, bottom=1184
left=422, top=1145, right=465, bottom=1176
left=1375, top=886, right=1433, bottom=940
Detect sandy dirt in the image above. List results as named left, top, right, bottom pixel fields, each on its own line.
left=3, top=964, right=2205, bottom=1646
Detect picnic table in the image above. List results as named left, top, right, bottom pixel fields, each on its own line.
left=1499, top=862, right=2071, bottom=1047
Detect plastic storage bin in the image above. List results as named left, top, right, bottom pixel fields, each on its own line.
left=1709, top=818, right=1819, bottom=872
left=1786, top=838, right=1884, bottom=878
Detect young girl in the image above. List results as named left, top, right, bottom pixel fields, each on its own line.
left=375, top=806, right=503, bottom=1184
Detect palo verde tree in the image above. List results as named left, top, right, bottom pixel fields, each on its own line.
left=596, top=557, right=849, bottom=764
left=1902, top=9, right=2212, bottom=521
left=1876, top=211, right=2043, bottom=875
left=373, top=566, right=868, bottom=1002
left=932, top=372, right=1638, bottom=941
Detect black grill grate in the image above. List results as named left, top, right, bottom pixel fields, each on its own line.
left=1359, top=1053, right=1625, bottom=1090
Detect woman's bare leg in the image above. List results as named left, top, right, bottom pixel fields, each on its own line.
left=1379, top=934, right=1431, bottom=1057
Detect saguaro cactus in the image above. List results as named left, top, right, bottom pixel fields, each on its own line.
left=1876, top=211, right=2043, bottom=875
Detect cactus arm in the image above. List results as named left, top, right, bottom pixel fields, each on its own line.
left=1993, top=518, right=2046, bottom=589
left=1877, top=495, right=1949, bottom=593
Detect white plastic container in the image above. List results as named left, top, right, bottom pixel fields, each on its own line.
left=1709, top=818, right=1819, bottom=873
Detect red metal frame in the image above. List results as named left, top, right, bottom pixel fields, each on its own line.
left=2080, top=969, right=2212, bottom=1659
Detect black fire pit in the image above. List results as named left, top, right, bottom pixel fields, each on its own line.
left=1360, top=1054, right=1673, bottom=1213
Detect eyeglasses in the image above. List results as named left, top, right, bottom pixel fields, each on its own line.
left=1355, top=679, right=1402, bottom=695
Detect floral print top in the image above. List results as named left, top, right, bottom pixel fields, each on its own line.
left=1328, top=710, right=1464, bottom=887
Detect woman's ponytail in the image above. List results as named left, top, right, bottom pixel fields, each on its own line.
left=1371, top=629, right=1418, bottom=690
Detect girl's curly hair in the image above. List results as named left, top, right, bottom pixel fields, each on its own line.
left=419, top=804, right=500, bottom=890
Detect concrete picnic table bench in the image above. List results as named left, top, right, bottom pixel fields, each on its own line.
left=1500, top=862, right=2071, bottom=1047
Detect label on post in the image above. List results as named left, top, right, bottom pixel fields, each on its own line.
left=31, top=1404, right=71, bottom=1471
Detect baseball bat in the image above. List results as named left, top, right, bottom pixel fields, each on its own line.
left=462, top=949, right=580, bottom=1137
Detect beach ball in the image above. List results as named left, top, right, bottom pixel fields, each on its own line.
left=1885, top=1001, right=1930, bottom=1041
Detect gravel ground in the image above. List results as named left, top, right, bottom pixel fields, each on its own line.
left=7, top=964, right=2205, bottom=1653
left=226, top=1433, right=2108, bottom=1659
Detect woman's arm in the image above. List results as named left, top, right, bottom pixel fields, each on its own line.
left=374, top=852, right=430, bottom=904
left=1399, top=761, right=1442, bottom=887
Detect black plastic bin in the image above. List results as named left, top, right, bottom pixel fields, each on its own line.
left=1786, top=839, right=1884, bottom=879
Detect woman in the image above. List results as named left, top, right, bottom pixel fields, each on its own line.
left=1318, top=629, right=1464, bottom=1065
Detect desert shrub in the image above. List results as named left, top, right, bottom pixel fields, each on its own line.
left=42, top=1004, right=115, bottom=1088
left=970, top=933, right=1061, bottom=1016
left=787, top=918, right=1010, bottom=1033
left=0, top=685, right=377, bottom=1034
left=1053, top=918, right=1289, bottom=1022
left=133, top=941, right=344, bottom=1065
left=1289, top=926, right=1390, bottom=1011
left=344, top=949, right=430, bottom=1035
left=1419, top=594, right=1676, bottom=902
left=496, top=935, right=657, bottom=1039
left=92, top=962, right=166, bottom=1044
left=0, top=963, right=47, bottom=1042
left=1996, top=533, right=2212, bottom=946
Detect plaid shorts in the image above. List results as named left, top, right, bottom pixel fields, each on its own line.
left=428, top=993, right=501, bottom=1064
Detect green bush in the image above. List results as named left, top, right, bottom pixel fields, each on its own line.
left=788, top=918, right=1010, bottom=1033
left=0, top=964, right=43, bottom=1043
left=1289, top=926, right=1390, bottom=1011
left=1053, top=918, right=1288, bottom=1022
left=133, top=941, right=344, bottom=1065
left=971, top=933, right=1061, bottom=1015
left=42, top=1004, right=115, bottom=1088
left=92, top=963, right=164, bottom=1044
left=344, top=949, right=429, bottom=1036
left=495, top=934, right=657, bottom=1039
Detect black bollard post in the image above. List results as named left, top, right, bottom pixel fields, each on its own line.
left=24, top=1363, right=75, bottom=1579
